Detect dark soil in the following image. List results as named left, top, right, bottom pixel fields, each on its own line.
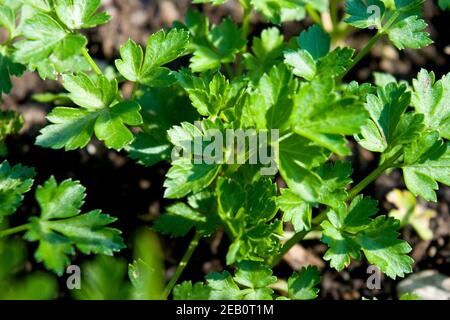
left=2, top=0, right=450, bottom=300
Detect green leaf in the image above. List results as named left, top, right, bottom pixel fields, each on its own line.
left=321, top=195, right=413, bottom=279
left=72, top=256, right=129, bottom=300
left=278, top=189, right=312, bottom=232
left=315, top=160, right=353, bottom=208
left=234, top=261, right=277, bottom=289
left=244, top=27, right=286, bottom=80
left=126, top=86, right=199, bottom=166
left=356, top=216, right=413, bottom=279
left=387, top=16, right=433, bottom=50
left=245, top=64, right=295, bottom=130
left=128, top=228, right=165, bottom=300
left=345, top=0, right=386, bottom=29
left=233, top=261, right=276, bottom=299
left=20, top=0, right=53, bottom=12
left=402, top=131, right=450, bottom=202
left=373, top=72, right=398, bottom=87
left=412, top=70, right=450, bottom=140
left=0, top=161, right=35, bottom=221
left=24, top=177, right=125, bottom=275
left=278, top=134, right=327, bottom=203
left=0, top=5, right=15, bottom=37
left=356, top=82, right=425, bottom=153
left=439, top=0, right=450, bottom=10
left=292, top=78, right=368, bottom=155
left=316, top=47, right=355, bottom=79
left=0, top=110, right=24, bottom=156
left=0, top=239, right=57, bottom=300
left=55, top=0, right=111, bottom=30
left=284, top=49, right=316, bottom=81
left=177, top=71, right=246, bottom=117
left=115, top=29, right=189, bottom=87
left=173, top=281, right=212, bottom=300
left=250, top=0, right=309, bottom=24
left=36, top=74, right=143, bottom=150
left=0, top=49, right=26, bottom=99
left=177, top=261, right=280, bottom=300
left=187, top=15, right=246, bottom=72
left=205, top=271, right=244, bottom=300
left=298, top=24, right=330, bottom=60
left=288, top=266, right=320, bottom=300
left=13, top=13, right=87, bottom=65
left=94, top=101, right=143, bottom=149
left=164, top=157, right=221, bottom=199
left=153, top=202, right=217, bottom=237
left=206, top=261, right=277, bottom=300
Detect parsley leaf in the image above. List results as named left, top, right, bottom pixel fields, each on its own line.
left=321, top=195, right=413, bottom=278
left=356, top=82, right=425, bottom=153
left=0, top=161, right=36, bottom=222
left=173, top=281, right=212, bottom=300
left=387, top=16, right=433, bottom=50
left=13, top=13, right=87, bottom=65
left=278, top=188, right=312, bottom=232
left=412, top=69, right=450, bottom=140
left=153, top=202, right=217, bottom=237
left=115, top=29, right=189, bottom=87
left=287, top=266, right=320, bottom=300
left=54, top=0, right=111, bottom=30
left=345, top=0, right=386, bottom=29
left=244, top=27, right=286, bottom=80
left=126, top=86, right=199, bottom=166
left=185, top=11, right=246, bottom=72
left=298, top=24, right=331, bottom=60
left=402, top=131, right=450, bottom=202
left=0, top=239, right=58, bottom=300
left=36, top=73, right=143, bottom=150
left=0, top=110, right=24, bottom=156
left=291, top=78, right=368, bottom=155
left=24, top=177, right=125, bottom=275
left=244, top=64, right=295, bottom=130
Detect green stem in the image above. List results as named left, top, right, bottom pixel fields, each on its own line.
left=162, top=231, right=202, bottom=299
left=306, top=4, right=323, bottom=27
left=0, top=224, right=30, bottom=238
left=81, top=47, right=103, bottom=76
left=340, top=31, right=383, bottom=79
left=242, top=6, right=251, bottom=39
left=271, top=230, right=309, bottom=267
left=339, top=10, right=400, bottom=79
left=330, top=0, right=339, bottom=32
left=347, top=149, right=403, bottom=200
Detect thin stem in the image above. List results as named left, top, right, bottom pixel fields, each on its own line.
left=330, top=0, right=339, bottom=32
left=311, top=209, right=330, bottom=226
left=271, top=230, right=309, bottom=267
left=81, top=47, right=103, bottom=76
left=340, top=31, right=383, bottom=79
left=339, top=10, right=400, bottom=80
left=0, top=224, right=30, bottom=238
left=162, top=231, right=202, bottom=299
left=347, top=149, right=403, bottom=200
left=306, top=4, right=323, bottom=27
left=242, top=6, right=251, bottom=39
